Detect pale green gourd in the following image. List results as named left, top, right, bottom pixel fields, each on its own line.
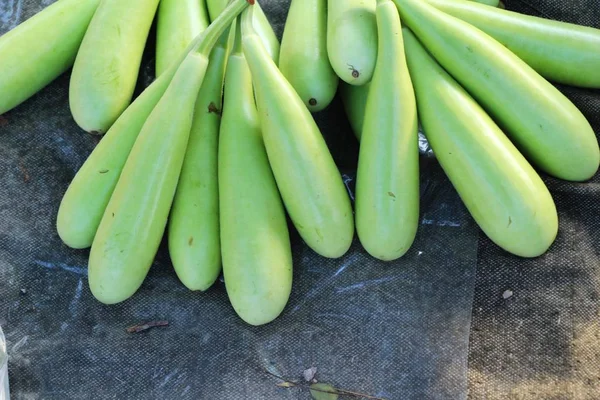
left=404, top=28, right=558, bottom=257
left=355, top=0, right=419, bottom=261
left=280, top=0, right=338, bottom=112
left=427, top=0, right=600, bottom=88
left=327, top=0, right=378, bottom=85
left=220, top=21, right=293, bottom=325
left=0, top=0, right=101, bottom=115
left=69, top=0, right=161, bottom=134
left=167, top=30, right=230, bottom=292
left=242, top=6, right=354, bottom=259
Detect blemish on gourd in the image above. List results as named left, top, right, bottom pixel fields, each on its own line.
left=208, top=102, right=222, bottom=116
left=99, top=169, right=109, bottom=174
left=347, top=64, right=360, bottom=79
left=188, top=237, right=194, bottom=246
left=388, top=192, right=396, bottom=198
left=309, top=98, right=318, bottom=107
left=508, top=216, right=512, bottom=227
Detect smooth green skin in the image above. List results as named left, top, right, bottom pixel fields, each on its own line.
left=394, top=0, right=600, bottom=182
left=427, top=0, right=600, bottom=88
left=57, top=0, right=251, bottom=250
left=0, top=0, right=101, bottom=115
left=220, top=32, right=293, bottom=326
left=242, top=8, right=354, bottom=259
left=88, top=53, right=208, bottom=305
left=167, top=35, right=229, bottom=292
left=403, top=29, right=558, bottom=258
left=69, top=0, right=161, bottom=134
left=355, top=0, right=419, bottom=261
left=208, top=0, right=280, bottom=63
left=280, top=0, right=338, bottom=112
left=327, top=0, right=378, bottom=86
left=156, top=0, right=210, bottom=76
left=340, top=82, right=370, bottom=141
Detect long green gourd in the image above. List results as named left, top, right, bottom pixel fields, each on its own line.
left=327, top=0, right=378, bottom=86
left=57, top=0, right=252, bottom=250
left=403, top=28, right=558, bottom=258
left=167, top=30, right=230, bottom=292
left=88, top=52, right=207, bottom=305
left=242, top=6, right=354, bottom=259
left=220, top=20, right=293, bottom=326
left=393, top=0, right=599, bottom=182
left=356, top=0, right=419, bottom=261
left=88, top=2, right=254, bottom=305
left=0, top=0, right=101, bottom=115
left=207, top=0, right=279, bottom=63
left=279, top=0, right=338, bottom=112
left=156, top=0, right=210, bottom=76
left=427, top=0, right=600, bottom=88
left=69, top=0, right=161, bottom=134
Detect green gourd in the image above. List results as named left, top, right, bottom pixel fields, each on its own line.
left=403, top=28, right=558, bottom=258
left=427, top=0, right=600, bottom=88
left=69, top=0, right=161, bottom=134
left=0, top=0, right=101, bottom=115
left=280, top=0, right=338, bottom=112
left=355, top=0, right=419, bottom=261
left=242, top=6, right=354, bottom=259
left=167, top=30, right=230, bottom=292
left=219, top=21, right=293, bottom=325
left=327, top=0, right=378, bottom=86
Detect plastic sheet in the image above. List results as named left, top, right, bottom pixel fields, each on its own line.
left=0, top=326, right=8, bottom=400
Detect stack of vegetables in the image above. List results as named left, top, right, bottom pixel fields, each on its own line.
left=0, top=0, right=598, bottom=326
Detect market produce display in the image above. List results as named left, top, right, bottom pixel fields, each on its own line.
left=0, top=0, right=599, bottom=325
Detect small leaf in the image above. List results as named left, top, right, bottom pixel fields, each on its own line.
left=310, top=383, right=339, bottom=400
left=276, top=382, right=296, bottom=388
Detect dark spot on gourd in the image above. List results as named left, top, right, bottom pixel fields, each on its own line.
left=188, top=237, right=194, bottom=246
left=466, top=46, right=473, bottom=53
left=112, top=213, right=115, bottom=218
left=208, top=102, right=222, bottom=116
left=508, top=216, right=512, bottom=227
left=309, top=98, right=318, bottom=107
left=348, top=64, right=360, bottom=79
left=89, top=130, right=103, bottom=136
left=99, top=169, right=109, bottom=174
left=388, top=192, right=396, bottom=198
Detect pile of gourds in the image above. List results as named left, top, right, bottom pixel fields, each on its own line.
left=0, top=0, right=599, bottom=325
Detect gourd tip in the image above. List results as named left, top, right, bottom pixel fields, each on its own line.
left=247, top=0, right=255, bottom=4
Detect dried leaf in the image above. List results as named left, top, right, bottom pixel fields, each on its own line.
left=310, top=383, right=339, bottom=400
left=303, top=366, right=317, bottom=382
left=276, top=382, right=296, bottom=388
